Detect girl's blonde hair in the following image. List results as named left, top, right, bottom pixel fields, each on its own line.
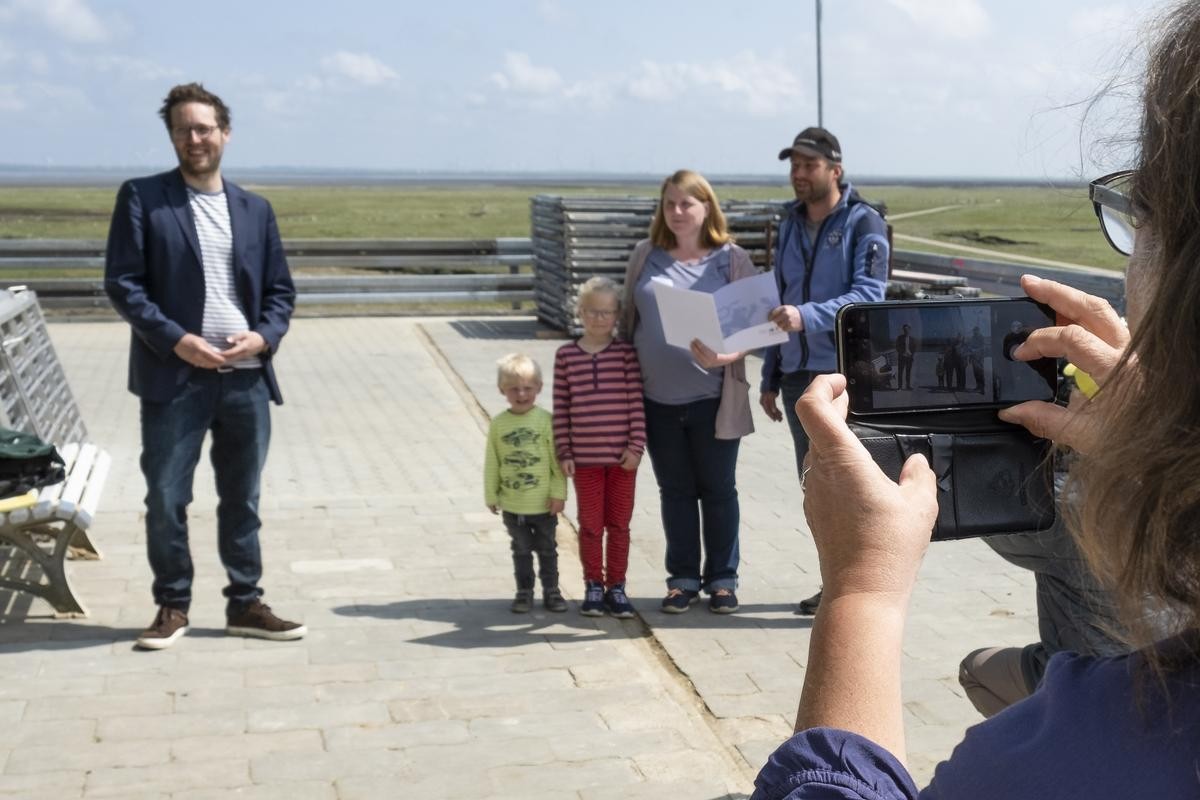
left=575, top=276, right=620, bottom=318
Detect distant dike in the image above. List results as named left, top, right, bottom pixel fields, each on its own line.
left=0, top=165, right=1083, bottom=189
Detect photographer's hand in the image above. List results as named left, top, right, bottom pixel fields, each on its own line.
left=792, top=373, right=937, bottom=765
left=998, top=275, right=1129, bottom=454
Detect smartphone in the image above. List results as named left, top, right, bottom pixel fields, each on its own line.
left=837, top=298, right=1058, bottom=415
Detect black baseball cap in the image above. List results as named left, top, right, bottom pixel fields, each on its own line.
left=778, top=126, right=842, bottom=163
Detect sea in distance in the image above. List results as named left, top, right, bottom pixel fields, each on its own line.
left=0, top=165, right=1082, bottom=189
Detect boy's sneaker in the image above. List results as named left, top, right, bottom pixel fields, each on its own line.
left=135, top=606, right=189, bottom=650
left=709, top=588, right=739, bottom=614
left=543, top=587, right=568, bottom=613
left=660, top=588, right=699, bottom=614
left=580, top=581, right=605, bottom=617
left=603, top=584, right=635, bottom=619
left=510, top=590, right=534, bottom=614
left=226, top=600, right=307, bottom=640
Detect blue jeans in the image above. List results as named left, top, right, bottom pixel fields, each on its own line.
left=140, top=369, right=271, bottom=614
left=780, top=370, right=820, bottom=480
left=643, top=396, right=740, bottom=593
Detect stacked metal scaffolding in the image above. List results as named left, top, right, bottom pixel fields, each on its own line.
left=530, top=195, right=785, bottom=334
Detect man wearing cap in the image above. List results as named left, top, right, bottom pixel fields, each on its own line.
left=759, top=127, right=889, bottom=615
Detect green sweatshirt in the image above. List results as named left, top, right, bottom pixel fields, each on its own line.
left=484, top=406, right=567, bottom=514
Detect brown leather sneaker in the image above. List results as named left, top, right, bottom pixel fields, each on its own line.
left=226, top=600, right=307, bottom=641
left=136, top=606, right=189, bottom=650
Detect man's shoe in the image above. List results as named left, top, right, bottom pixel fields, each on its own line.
left=795, top=587, right=823, bottom=616
left=136, top=606, right=189, bottom=650
left=543, top=587, right=568, bottom=613
left=603, top=584, right=635, bottom=619
left=709, top=588, right=739, bottom=614
left=580, top=581, right=605, bottom=617
left=226, top=600, right=307, bottom=640
left=660, top=588, right=699, bottom=614
left=510, top=590, right=533, bottom=613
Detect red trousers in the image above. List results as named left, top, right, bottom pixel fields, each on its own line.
left=572, top=465, right=636, bottom=587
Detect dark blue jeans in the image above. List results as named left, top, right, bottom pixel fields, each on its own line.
left=780, top=370, right=820, bottom=480
left=643, top=396, right=740, bottom=593
left=140, top=369, right=271, bottom=614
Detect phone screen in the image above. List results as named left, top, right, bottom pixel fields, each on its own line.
left=838, top=299, right=1058, bottom=414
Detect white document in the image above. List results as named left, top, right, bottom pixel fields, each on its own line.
left=652, top=271, right=788, bottom=353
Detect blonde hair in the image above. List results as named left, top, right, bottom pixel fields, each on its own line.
left=649, top=169, right=732, bottom=250
left=496, top=352, right=542, bottom=390
left=575, top=276, right=620, bottom=317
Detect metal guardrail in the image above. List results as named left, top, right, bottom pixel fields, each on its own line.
left=0, top=239, right=536, bottom=310
left=0, top=233, right=1125, bottom=315
left=891, top=251, right=1126, bottom=313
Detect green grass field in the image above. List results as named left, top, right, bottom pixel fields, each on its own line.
left=0, top=182, right=1127, bottom=271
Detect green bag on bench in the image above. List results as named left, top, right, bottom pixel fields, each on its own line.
left=0, top=428, right=65, bottom=499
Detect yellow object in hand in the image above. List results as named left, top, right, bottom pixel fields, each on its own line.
left=1063, top=363, right=1099, bottom=399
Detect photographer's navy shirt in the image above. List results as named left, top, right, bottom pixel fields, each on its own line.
left=751, top=644, right=1200, bottom=799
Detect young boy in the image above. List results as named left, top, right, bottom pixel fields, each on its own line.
left=484, top=353, right=568, bottom=613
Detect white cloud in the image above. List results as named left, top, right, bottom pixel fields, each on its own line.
left=3, top=0, right=109, bottom=43
left=66, top=53, right=180, bottom=81
left=626, top=52, right=803, bottom=116
left=486, top=50, right=800, bottom=116
left=489, top=52, right=563, bottom=93
left=320, top=51, right=398, bottom=86
left=885, top=0, right=989, bottom=40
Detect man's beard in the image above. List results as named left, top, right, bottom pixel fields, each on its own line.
left=794, top=180, right=832, bottom=206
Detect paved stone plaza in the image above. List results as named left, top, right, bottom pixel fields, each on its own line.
left=0, top=315, right=1040, bottom=798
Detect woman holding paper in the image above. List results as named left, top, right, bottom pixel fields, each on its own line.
left=618, top=169, right=757, bottom=615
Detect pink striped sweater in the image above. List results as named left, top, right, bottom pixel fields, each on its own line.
left=553, top=340, right=647, bottom=466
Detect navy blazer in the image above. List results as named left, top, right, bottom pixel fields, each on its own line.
left=104, top=169, right=296, bottom=405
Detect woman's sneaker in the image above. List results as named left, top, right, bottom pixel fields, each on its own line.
left=709, top=588, right=739, bottom=614
left=660, top=588, right=699, bottom=614
left=580, top=581, right=605, bottom=616
left=603, top=584, right=635, bottom=619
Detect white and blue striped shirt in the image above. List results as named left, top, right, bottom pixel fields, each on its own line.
left=188, top=187, right=261, bottom=369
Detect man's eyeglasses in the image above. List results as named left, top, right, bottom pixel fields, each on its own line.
left=581, top=308, right=616, bottom=319
left=171, top=124, right=222, bottom=141
left=1089, top=170, right=1137, bottom=256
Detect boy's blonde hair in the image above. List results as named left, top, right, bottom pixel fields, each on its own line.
left=496, top=352, right=542, bottom=389
left=575, top=276, right=621, bottom=317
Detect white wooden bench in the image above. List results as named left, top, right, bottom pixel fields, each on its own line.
left=0, top=442, right=110, bottom=616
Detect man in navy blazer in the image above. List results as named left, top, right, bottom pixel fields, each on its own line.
left=105, top=82, right=304, bottom=650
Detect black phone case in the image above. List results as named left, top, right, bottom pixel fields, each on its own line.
left=849, top=409, right=1056, bottom=541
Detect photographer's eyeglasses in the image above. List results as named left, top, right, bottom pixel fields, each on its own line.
left=171, top=124, right=222, bottom=141
left=1089, top=170, right=1137, bottom=256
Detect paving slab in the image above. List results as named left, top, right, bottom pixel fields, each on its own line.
left=0, top=316, right=753, bottom=799
left=0, top=314, right=1042, bottom=797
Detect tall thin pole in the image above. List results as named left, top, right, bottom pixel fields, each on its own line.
left=815, top=0, right=824, bottom=127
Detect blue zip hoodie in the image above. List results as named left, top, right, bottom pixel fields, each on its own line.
left=760, top=182, right=888, bottom=392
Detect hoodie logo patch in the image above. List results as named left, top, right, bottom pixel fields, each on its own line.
left=826, top=230, right=843, bottom=247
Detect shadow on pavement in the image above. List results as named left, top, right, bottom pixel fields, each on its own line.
left=0, top=618, right=145, bottom=652
left=449, top=319, right=561, bottom=340
left=334, top=597, right=810, bottom=650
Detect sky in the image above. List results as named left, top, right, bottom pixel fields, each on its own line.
left=0, top=0, right=1170, bottom=180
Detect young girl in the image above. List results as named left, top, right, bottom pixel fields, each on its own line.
left=553, top=277, right=646, bottom=618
